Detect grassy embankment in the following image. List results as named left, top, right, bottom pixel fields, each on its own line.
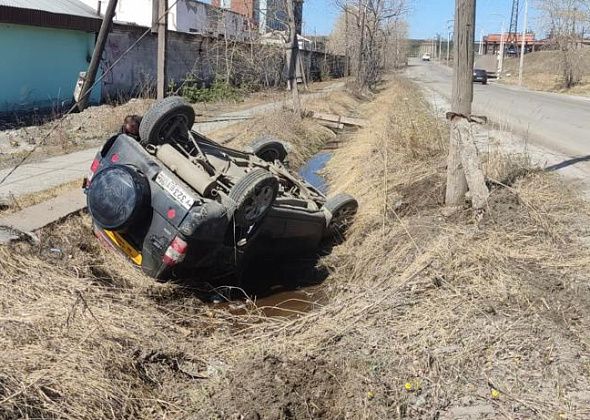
left=1, top=77, right=590, bottom=418
left=501, top=49, right=590, bottom=95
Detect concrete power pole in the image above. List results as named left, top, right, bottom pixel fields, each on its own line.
left=446, top=19, right=454, bottom=64
left=156, top=0, right=168, bottom=100
left=77, top=0, right=118, bottom=111
left=518, top=0, right=529, bottom=86
left=445, top=0, right=489, bottom=211
left=498, top=21, right=505, bottom=78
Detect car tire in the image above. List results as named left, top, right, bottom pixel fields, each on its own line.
left=229, top=169, right=278, bottom=227
left=323, top=193, right=358, bottom=237
left=245, top=136, right=288, bottom=163
left=139, top=96, right=195, bottom=146
left=87, top=165, right=150, bottom=231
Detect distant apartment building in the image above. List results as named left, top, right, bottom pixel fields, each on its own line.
left=79, top=0, right=250, bottom=39
left=211, top=0, right=301, bottom=34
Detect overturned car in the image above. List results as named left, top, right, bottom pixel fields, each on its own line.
left=84, top=97, right=358, bottom=281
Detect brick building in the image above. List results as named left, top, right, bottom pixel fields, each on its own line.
left=482, top=33, right=544, bottom=55
left=212, top=0, right=301, bottom=34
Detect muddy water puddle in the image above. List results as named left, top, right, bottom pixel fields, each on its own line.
left=223, top=286, right=329, bottom=318
left=215, top=149, right=335, bottom=318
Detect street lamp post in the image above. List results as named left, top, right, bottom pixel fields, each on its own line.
left=485, top=13, right=507, bottom=79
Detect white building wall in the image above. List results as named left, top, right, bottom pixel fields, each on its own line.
left=79, top=0, right=154, bottom=27
left=78, top=0, right=247, bottom=40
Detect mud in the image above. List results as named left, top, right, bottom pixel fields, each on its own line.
left=211, top=353, right=345, bottom=419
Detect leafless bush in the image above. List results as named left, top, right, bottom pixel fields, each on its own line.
left=536, top=0, right=590, bottom=88
left=328, top=0, right=408, bottom=91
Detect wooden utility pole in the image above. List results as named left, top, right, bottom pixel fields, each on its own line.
left=286, top=0, right=301, bottom=115
left=156, top=0, right=168, bottom=100
left=76, top=0, right=118, bottom=111
left=445, top=0, right=489, bottom=211
left=357, top=0, right=367, bottom=86
left=344, top=7, right=350, bottom=76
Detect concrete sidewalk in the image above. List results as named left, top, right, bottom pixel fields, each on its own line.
left=0, top=148, right=95, bottom=199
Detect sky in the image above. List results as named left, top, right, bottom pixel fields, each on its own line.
left=303, top=0, right=542, bottom=38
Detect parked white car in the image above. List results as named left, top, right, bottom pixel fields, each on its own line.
left=421, top=53, right=431, bottom=61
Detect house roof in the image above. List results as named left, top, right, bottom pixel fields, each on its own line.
left=0, top=0, right=102, bottom=32
left=0, top=0, right=99, bottom=19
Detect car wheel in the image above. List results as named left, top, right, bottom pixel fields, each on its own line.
left=323, top=193, right=358, bottom=237
left=139, top=96, right=195, bottom=146
left=229, top=169, right=278, bottom=227
left=87, top=165, right=151, bottom=231
left=245, top=136, right=288, bottom=163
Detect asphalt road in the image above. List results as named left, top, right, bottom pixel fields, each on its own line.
left=406, top=59, right=590, bottom=177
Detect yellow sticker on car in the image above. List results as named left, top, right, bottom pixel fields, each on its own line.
left=103, top=229, right=143, bottom=265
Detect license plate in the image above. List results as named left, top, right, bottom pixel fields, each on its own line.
left=155, top=171, right=194, bottom=210
left=102, top=229, right=143, bottom=265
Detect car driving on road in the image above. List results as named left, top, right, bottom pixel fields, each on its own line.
left=84, top=97, right=358, bottom=282
left=473, top=68, right=488, bottom=84
left=421, top=53, right=431, bottom=62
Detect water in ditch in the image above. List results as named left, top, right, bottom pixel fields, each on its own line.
left=297, top=151, right=332, bottom=193
left=216, top=149, right=334, bottom=317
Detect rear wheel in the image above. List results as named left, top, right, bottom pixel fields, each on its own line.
left=87, top=165, right=150, bottom=231
left=245, top=136, right=288, bottom=163
left=323, top=193, right=358, bottom=238
left=229, top=169, right=278, bottom=227
left=139, top=96, right=195, bottom=146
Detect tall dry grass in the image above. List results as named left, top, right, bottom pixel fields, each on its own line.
left=502, top=49, right=590, bottom=95
left=1, top=76, right=590, bottom=419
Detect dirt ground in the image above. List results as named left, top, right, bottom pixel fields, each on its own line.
left=2, top=76, right=590, bottom=419
left=501, top=49, right=590, bottom=95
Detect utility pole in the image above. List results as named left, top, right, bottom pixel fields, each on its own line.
left=76, top=0, right=118, bottom=111
left=445, top=0, right=489, bottom=211
left=286, top=0, right=301, bottom=115
left=156, top=0, right=168, bottom=100
left=518, top=0, right=528, bottom=86
left=478, top=29, right=484, bottom=55
left=498, top=21, right=505, bottom=78
left=344, top=6, right=349, bottom=76
left=446, top=31, right=451, bottom=62
left=446, top=19, right=454, bottom=64
left=439, top=34, right=443, bottom=60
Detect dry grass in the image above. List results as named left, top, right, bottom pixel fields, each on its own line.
left=211, top=89, right=362, bottom=168
left=501, top=49, right=590, bottom=95
left=2, top=76, right=590, bottom=419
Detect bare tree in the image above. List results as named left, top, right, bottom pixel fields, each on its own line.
left=536, top=0, right=590, bottom=88
left=329, top=0, right=408, bottom=91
